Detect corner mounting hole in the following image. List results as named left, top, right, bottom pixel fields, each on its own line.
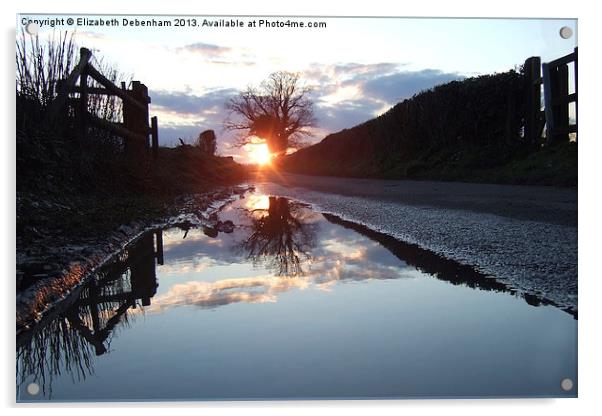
left=559, top=26, right=573, bottom=39
left=25, top=22, right=39, bottom=36
left=561, top=378, right=574, bottom=391
left=26, top=382, right=40, bottom=395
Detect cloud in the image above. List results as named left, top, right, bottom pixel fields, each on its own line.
left=148, top=63, right=463, bottom=152
left=150, top=88, right=239, bottom=149
left=362, top=69, right=463, bottom=103
left=304, top=62, right=402, bottom=85
left=303, top=65, right=463, bottom=135
left=157, top=124, right=244, bottom=158
left=178, top=42, right=232, bottom=57
left=158, top=125, right=203, bottom=146
left=316, top=99, right=384, bottom=133
left=78, top=31, right=107, bottom=41
left=152, top=88, right=238, bottom=115
left=174, top=42, right=255, bottom=67
left=333, top=62, right=401, bottom=80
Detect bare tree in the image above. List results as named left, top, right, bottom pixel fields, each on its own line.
left=238, top=197, right=316, bottom=277
left=224, top=71, right=317, bottom=156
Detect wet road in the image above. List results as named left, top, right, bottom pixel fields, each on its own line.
left=255, top=172, right=578, bottom=313
left=258, top=172, right=577, bottom=226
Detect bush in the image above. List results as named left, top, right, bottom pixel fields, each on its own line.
left=196, top=130, right=217, bottom=156
left=283, top=70, right=529, bottom=179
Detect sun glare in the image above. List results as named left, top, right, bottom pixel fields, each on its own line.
left=247, top=143, right=272, bottom=166
left=245, top=194, right=270, bottom=211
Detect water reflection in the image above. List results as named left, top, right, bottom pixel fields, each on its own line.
left=239, top=196, right=317, bottom=277
left=16, top=193, right=575, bottom=399
left=16, top=231, right=163, bottom=397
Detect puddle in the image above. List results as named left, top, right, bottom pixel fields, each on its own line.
left=16, top=192, right=577, bottom=401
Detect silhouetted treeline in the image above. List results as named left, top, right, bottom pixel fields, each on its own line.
left=281, top=70, right=565, bottom=181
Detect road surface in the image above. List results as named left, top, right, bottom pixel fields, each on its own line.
left=254, top=172, right=578, bottom=313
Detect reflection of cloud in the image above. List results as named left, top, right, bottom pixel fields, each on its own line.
left=143, top=275, right=309, bottom=313
left=159, top=259, right=210, bottom=276
left=162, top=233, right=244, bottom=267
left=148, top=201, right=417, bottom=314
left=147, top=250, right=413, bottom=313
left=308, top=238, right=411, bottom=286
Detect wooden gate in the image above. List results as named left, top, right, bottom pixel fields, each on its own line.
left=523, top=47, right=578, bottom=145
left=46, top=47, right=160, bottom=161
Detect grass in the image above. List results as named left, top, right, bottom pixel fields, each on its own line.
left=398, top=141, right=577, bottom=186
left=282, top=141, right=577, bottom=187
left=148, top=146, right=248, bottom=195
left=17, top=142, right=249, bottom=249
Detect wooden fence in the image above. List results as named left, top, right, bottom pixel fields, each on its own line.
left=523, top=47, right=577, bottom=145
left=47, top=47, right=159, bottom=161
left=68, top=229, right=163, bottom=355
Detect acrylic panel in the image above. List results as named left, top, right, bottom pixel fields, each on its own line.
left=16, top=15, right=577, bottom=402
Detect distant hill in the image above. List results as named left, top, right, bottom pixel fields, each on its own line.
left=279, top=70, right=577, bottom=186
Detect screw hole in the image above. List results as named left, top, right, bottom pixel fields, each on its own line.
left=559, top=26, right=573, bottom=39
left=561, top=378, right=574, bottom=391
left=26, top=382, right=40, bottom=395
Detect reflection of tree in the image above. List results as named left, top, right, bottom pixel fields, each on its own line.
left=240, top=197, right=317, bottom=277
left=16, top=230, right=163, bottom=398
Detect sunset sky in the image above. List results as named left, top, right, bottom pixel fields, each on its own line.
left=19, top=15, right=577, bottom=162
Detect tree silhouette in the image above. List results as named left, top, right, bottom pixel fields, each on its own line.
left=224, top=71, right=317, bottom=156
left=196, top=129, right=217, bottom=155
left=240, top=197, right=316, bottom=276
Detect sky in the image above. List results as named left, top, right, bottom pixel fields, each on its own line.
left=18, top=15, right=577, bottom=163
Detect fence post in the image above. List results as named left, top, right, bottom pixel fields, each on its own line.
left=78, top=48, right=89, bottom=142
left=155, top=229, right=164, bottom=265
left=523, top=56, right=541, bottom=146
left=542, top=63, right=555, bottom=145
left=573, top=47, right=578, bottom=141
left=122, top=86, right=133, bottom=157
left=151, top=116, right=159, bottom=160
left=123, top=81, right=151, bottom=174
left=554, top=64, right=569, bottom=143
left=129, top=232, right=158, bottom=307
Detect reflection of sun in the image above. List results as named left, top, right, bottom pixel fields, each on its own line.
left=246, top=143, right=272, bottom=165
left=246, top=194, right=270, bottom=211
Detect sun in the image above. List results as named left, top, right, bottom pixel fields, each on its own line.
left=247, top=143, right=272, bottom=166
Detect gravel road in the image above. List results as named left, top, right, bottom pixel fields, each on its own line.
left=255, top=172, right=578, bottom=313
